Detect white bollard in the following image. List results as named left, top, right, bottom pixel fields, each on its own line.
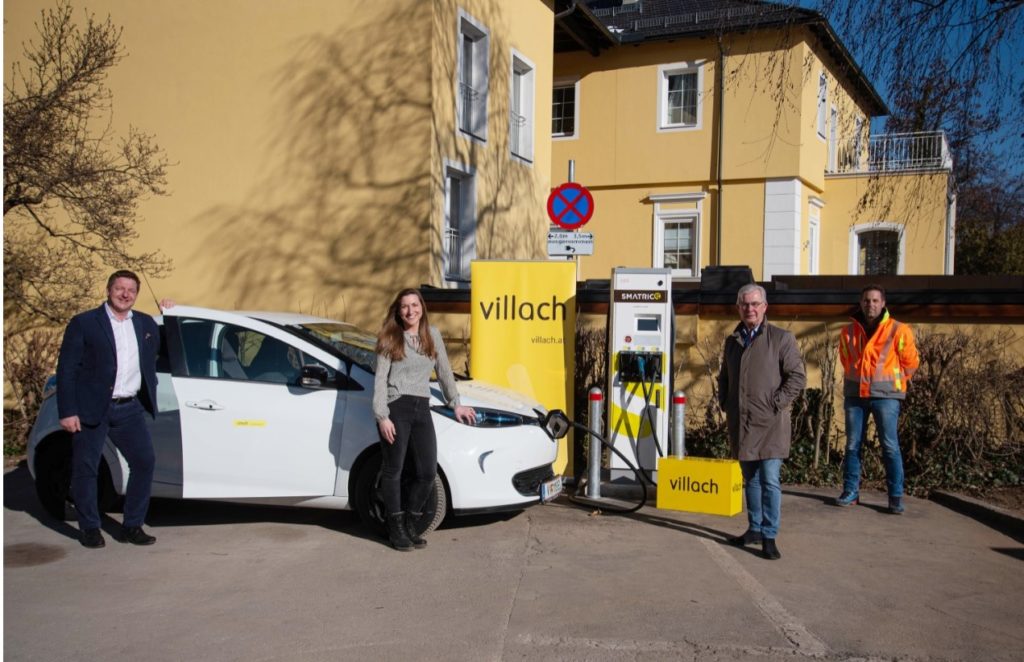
left=671, top=390, right=686, bottom=459
left=587, top=386, right=603, bottom=498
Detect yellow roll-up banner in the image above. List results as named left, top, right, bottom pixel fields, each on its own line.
left=470, top=260, right=576, bottom=474
left=656, top=457, right=743, bottom=516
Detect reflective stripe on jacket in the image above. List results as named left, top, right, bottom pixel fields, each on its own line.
left=839, top=310, right=919, bottom=400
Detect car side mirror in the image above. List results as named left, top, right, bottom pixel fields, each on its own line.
left=300, top=364, right=330, bottom=388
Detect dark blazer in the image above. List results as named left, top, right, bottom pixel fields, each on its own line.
left=56, top=304, right=160, bottom=425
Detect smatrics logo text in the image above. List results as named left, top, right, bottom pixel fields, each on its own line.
left=613, top=290, right=664, bottom=302
left=479, top=295, right=567, bottom=321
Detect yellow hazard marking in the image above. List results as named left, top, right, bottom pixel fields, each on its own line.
left=233, top=420, right=267, bottom=427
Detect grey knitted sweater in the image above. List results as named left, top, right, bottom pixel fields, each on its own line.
left=372, top=326, right=461, bottom=421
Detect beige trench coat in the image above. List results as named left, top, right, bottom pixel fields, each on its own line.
left=717, top=321, right=806, bottom=461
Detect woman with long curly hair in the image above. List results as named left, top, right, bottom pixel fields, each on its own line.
left=373, top=288, right=476, bottom=550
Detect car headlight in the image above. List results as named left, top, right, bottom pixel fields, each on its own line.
left=430, top=405, right=539, bottom=428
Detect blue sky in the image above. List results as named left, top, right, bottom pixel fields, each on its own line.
left=796, top=0, right=1024, bottom=178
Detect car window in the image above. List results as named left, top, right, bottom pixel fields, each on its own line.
left=177, top=318, right=329, bottom=386
left=287, top=322, right=378, bottom=372
left=178, top=319, right=217, bottom=377
left=236, top=330, right=306, bottom=384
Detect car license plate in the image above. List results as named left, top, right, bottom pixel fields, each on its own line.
left=540, top=475, right=563, bottom=503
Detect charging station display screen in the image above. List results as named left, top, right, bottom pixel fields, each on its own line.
left=636, top=316, right=661, bottom=332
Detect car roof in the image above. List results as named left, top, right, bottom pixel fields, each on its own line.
left=158, top=305, right=357, bottom=329
left=239, top=310, right=351, bottom=327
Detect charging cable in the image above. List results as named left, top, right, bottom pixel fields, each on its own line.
left=536, top=409, right=654, bottom=514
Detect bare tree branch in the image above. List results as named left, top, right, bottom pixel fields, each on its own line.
left=3, top=1, right=172, bottom=330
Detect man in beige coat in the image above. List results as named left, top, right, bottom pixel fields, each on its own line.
left=718, top=284, right=806, bottom=560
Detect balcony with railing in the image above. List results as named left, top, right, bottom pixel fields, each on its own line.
left=832, top=131, right=952, bottom=175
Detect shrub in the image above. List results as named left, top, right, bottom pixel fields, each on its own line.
left=4, top=330, right=61, bottom=456
left=899, top=330, right=1024, bottom=494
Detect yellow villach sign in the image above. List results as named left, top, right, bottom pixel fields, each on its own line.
left=470, top=260, right=576, bottom=474
left=656, top=457, right=743, bottom=516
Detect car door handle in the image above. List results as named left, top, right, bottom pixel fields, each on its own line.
left=185, top=400, right=224, bottom=411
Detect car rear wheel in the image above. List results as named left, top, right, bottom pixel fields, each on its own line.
left=34, top=440, right=73, bottom=521
left=34, top=437, right=120, bottom=521
left=353, top=451, right=447, bottom=536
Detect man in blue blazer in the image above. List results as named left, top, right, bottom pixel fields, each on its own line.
left=57, top=270, right=162, bottom=548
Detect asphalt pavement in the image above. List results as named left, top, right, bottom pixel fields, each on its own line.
left=4, top=463, right=1023, bottom=662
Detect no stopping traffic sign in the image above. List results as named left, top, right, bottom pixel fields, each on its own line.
left=547, top=182, right=594, bottom=230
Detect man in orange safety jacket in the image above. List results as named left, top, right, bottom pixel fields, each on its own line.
left=835, top=285, right=919, bottom=514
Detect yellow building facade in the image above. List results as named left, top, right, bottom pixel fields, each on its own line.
left=551, top=3, right=954, bottom=282
left=4, top=0, right=555, bottom=329
left=4, top=0, right=957, bottom=326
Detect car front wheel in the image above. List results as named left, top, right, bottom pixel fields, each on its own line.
left=352, top=451, right=447, bottom=536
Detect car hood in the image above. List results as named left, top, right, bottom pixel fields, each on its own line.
left=432, top=380, right=547, bottom=416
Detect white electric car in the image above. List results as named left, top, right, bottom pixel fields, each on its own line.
left=27, top=306, right=562, bottom=534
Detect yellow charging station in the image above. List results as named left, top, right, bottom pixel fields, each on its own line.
left=656, top=456, right=743, bottom=516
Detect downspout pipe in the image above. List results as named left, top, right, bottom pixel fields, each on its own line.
left=716, top=34, right=725, bottom=266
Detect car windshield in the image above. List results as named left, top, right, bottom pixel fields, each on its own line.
left=287, top=322, right=379, bottom=372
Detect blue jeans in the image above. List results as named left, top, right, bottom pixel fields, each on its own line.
left=843, top=397, right=904, bottom=497
left=71, top=398, right=155, bottom=530
left=740, top=458, right=783, bottom=539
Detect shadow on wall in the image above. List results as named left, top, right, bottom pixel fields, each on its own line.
left=189, top=2, right=435, bottom=328
left=189, top=0, right=549, bottom=329
left=426, top=0, right=549, bottom=280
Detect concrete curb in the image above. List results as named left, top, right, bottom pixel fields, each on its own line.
left=930, top=490, right=1024, bottom=543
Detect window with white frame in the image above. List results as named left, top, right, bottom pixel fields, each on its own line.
left=509, top=51, right=535, bottom=163
left=808, top=201, right=822, bottom=275
left=817, top=71, right=827, bottom=138
left=658, top=62, right=703, bottom=131
left=552, top=79, right=579, bottom=138
left=849, top=223, right=905, bottom=275
left=655, top=210, right=701, bottom=277
left=443, top=163, right=476, bottom=282
left=457, top=11, right=489, bottom=141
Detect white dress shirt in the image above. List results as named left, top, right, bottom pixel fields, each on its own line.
left=105, top=303, right=142, bottom=399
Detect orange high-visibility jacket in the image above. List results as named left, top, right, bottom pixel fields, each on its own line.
left=839, top=310, right=919, bottom=399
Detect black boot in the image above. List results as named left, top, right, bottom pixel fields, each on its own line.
left=762, top=538, right=782, bottom=560
left=386, top=513, right=414, bottom=552
left=405, top=512, right=427, bottom=549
